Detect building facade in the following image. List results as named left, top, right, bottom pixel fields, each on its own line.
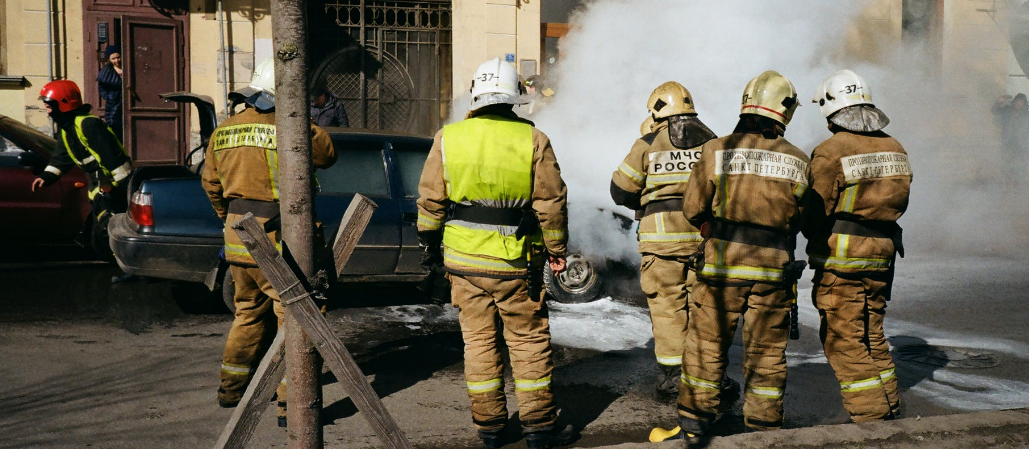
left=0, top=0, right=1022, bottom=164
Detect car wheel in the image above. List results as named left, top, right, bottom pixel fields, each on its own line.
left=222, top=269, right=236, bottom=313
left=544, top=253, right=602, bottom=304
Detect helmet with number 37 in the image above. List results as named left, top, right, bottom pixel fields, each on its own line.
left=812, top=69, right=889, bottom=132
left=469, top=57, right=527, bottom=111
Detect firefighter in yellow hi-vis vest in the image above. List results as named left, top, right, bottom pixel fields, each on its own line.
left=610, top=82, right=720, bottom=396
left=416, top=58, right=576, bottom=449
left=201, top=58, right=336, bottom=425
left=806, top=69, right=911, bottom=422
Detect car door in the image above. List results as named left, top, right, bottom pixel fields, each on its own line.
left=386, top=137, right=433, bottom=274
left=316, top=134, right=401, bottom=276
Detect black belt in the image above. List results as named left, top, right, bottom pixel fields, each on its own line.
left=831, top=218, right=904, bottom=257
left=228, top=198, right=280, bottom=219
left=706, top=220, right=794, bottom=251
left=642, top=198, right=683, bottom=218
left=451, top=204, right=524, bottom=227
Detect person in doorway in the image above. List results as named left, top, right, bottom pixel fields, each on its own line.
left=805, top=69, right=912, bottom=422
left=416, top=57, right=576, bottom=449
left=96, top=45, right=124, bottom=142
left=309, top=86, right=349, bottom=128
left=653, top=71, right=810, bottom=444
left=201, top=58, right=337, bottom=426
left=610, top=81, right=733, bottom=399
left=31, top=80, right=131, bottom=263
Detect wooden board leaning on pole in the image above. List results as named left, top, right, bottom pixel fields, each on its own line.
left=221, top=195, right=411, bottom=449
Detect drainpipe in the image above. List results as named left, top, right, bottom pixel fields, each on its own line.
left=46, top=0, right=54, bottom=81
left=218, top=0, right=230, bottom=116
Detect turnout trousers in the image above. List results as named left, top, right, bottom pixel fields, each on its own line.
left=219, top=265, right=288, bottom=416
left=640, top=254, right=693, bottom=367
left=451, top=274, right=557, bottom=431
left=678, top=280, right=790, bottom=432
left=813, top=270, right=899, bottom=421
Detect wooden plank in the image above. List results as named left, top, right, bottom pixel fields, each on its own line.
left=213, top=330, right=286, bottom=449
left=332, top=194, right=378, bottom=277
left=231, top=212, right=412, bottom=449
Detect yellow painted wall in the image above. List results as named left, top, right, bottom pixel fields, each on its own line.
left=452, top=0, right=541, bottom=99
left=188, top=0, right=272, bottom=127
left=1, top=0, right=82, bottom=130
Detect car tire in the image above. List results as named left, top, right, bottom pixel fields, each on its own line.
left=222, top=269, right=237, bottom=313
left=544, top=253, right=602, bottom=304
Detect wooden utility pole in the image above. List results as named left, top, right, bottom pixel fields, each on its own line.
left=270, top=0, right=321, bottom=446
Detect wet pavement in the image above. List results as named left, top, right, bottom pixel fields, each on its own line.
left=0, top=250, right=1027, bottom=448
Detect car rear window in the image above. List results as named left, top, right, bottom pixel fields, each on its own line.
left=391, top=141, right=431, bottom=198
left=319, top=139, right=389, bottom=197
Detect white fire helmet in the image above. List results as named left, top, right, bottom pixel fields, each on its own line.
left=740, top=70, right=799, bottom=126
left=469, top=57, right=527, bottom=111
left=812, top=69, right=889, bottom=132
left=245, top=58, right=277, bottom=111
left=812, top=69, right=873, bottom=118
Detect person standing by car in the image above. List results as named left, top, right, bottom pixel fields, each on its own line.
left=416, top=57, right=576, bottom=449
left=806, top=69, right=911, bottom=422
left=96, top=45, right=124, bottom=142
left=610, top=81, right=724, bottom=396
left=31, top=79, right=131, bottom=261
left=655, top=71, right=810, bottom=442
left=201, top=58, right=337, bottom=425
left=309, top=85, right=349, bottom=128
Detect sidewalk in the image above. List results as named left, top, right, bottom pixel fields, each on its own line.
left=597, top=408, right=1029, bottom=449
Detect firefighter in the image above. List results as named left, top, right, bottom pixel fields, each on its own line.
left=805, top=69, right=911, bottom=422
left=610, top=81, right=720, bottom=396
left=31, top=80, right=132, bottom=260
left=201, top=58, right=337, bottom=427
left=416, top=57, right=576, bottom=449
left=653, top=71, right=810, bottom=442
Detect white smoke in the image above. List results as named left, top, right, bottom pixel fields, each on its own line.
left=513, top=0, right=1029, bottom=261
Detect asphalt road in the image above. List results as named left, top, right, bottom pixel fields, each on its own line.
left=0, top=252, right=1027, bottom=448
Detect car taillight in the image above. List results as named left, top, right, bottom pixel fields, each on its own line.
left=130, top=191, right=155, bottom=226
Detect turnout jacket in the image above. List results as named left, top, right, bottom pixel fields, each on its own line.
left=610, top=116, right=716, bottom=256
left=682, top=131, right=811, bottom=283
left=40, top=107, right=131, bottom=196
left=802, top=130, right=912, bottom=273
left=201, top=107, right=337, bottom=266
left=416, top=107, right=569, bottom=278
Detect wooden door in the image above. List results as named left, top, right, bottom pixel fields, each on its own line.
left=121, top=16, right=185, bottom=166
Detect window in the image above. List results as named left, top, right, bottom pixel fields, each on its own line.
left=318, top=139, right=389, bottom=196
left=391, top=140, right=431, bottom=198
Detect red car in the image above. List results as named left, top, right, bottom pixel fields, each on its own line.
left=0, top=114, right=91, bottom=250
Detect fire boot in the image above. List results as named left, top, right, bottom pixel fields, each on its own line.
left=717, top=376, right=741, bottom=412
left=656, top=365, right=680, bottom=397
left=648, top=426, right=704, bottom=446
left=477, top=428, right=504, bottom=449
left=524, top=424, right=577, bottom=449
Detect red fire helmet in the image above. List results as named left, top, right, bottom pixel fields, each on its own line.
left=39, top=80, right=84, bottom=113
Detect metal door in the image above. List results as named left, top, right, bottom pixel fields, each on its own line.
left=314, top=1, right=452, bottom=136
left=121, top=16, right=186, bottom=166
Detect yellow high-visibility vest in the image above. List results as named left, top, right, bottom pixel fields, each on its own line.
left=441, top=115, right=540, bottom=271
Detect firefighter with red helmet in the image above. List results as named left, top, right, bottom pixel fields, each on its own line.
left=31, top=79, right=132, bottom=259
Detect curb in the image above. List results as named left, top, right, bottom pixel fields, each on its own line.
left=594, top=408, right=1029, bottom=448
